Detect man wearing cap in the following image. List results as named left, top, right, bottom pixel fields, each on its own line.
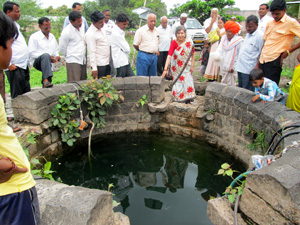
left=133, top=13, right=160, bottom=76
left=214, top=21, right=243, bottom=86
left=172, top=13, right=187, bottom=39
left=259, top=0, right=300, bottom=85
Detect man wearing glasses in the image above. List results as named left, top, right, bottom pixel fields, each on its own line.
left=28, top=17, right=61, bottom=88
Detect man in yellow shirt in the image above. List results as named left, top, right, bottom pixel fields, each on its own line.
left=259, top=0, right=300, bottom=85
left=0, top=11, right=40, bottom=225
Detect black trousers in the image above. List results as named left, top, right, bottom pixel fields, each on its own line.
left=33, top=53, right=53, bottom=83
left=5, top=66, right=30, bottom=99
left=97, top=65, right=111, bottom=78
left=116, top=64, right=135, bottom=77
left=259, top=56, right=282, bottom=85
left=157, top=51, right=168, bottom=76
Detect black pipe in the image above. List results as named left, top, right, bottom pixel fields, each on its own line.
left=268, top=131, right=300, bottom=155
left=268, top=124, right=300, bottom=147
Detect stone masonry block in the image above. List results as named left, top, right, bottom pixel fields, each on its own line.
left=111, top=78, right=125, bottom=90
left=123, top=90, right=138, bottom=103
left=232, top=89, right=255, bottom=109
left=36, top=179, right=115, bottom=225
left=151, top=88, right=165, bottom=103
left=123, top=77, right=137, bottom=90
left=12, top=91, right=47, bottom=110
left=219, top=85, right=239, bottom=105
left=136, top=76, right=150, bottom=90
left=150, top=76, right=163, bottom=90
left=106, top=104, right=121, bottom=116
left=205, top=82, right=228, bottom=100
left=120, top=102, right=135, bottom=115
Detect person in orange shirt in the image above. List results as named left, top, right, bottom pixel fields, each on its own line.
left=259, top=0, right=300, bottom=85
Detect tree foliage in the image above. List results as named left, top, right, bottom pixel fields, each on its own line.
left=286, top=0, right=300, bottom=19
left=179, top=0, right=236, bottom=24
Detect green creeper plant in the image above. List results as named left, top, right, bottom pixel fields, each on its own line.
left=81, top=78, right=124, bottom=128
left=49, top=93, right=81, bottom=146
left=138, top=94, right=148, bottom=107
left=217, top=163, right=247, bottom=203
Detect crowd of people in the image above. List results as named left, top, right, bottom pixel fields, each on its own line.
left=198, top=0, right=300, bottom=113
left=1, top=0, right=300, bottom=223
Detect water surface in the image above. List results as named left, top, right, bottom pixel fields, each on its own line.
left=53, top=133, right=243, bottom=225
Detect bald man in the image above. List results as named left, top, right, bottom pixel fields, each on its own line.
left=157, top=16, right=172, bottom=76
left=133, top=13, right=160, bottom=76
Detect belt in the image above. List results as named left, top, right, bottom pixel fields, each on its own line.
left=139, top=50, right=156, bottom=55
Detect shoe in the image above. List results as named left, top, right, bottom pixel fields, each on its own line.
left=43, top=80, right=53, bottom=88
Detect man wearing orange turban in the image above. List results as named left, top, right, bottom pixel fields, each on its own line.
left=211, top=20, right=243, bottom=85
left=224, top=21, right=240, bottom=35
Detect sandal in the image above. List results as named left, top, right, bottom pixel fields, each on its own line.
left=43, top=81, right=53, bottom=88
left=8, top=123, right=22, bottom=132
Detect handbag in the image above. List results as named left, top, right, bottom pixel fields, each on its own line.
left=208, top=29, right=219, bottom=44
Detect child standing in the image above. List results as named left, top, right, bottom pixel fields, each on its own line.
left=250, top=68, right=285, bottom=105
left=199, top=41, right=211, bottom=77
left=0, top=11, right=40, bottom=224
left=286, top=53, right=300, bottom=113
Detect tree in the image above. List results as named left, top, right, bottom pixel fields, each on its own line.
left=179, top=0, right=236, bottom=24
left=168, top=3, right=183, bottom=17
left=286, top=0, right=300, bottom=19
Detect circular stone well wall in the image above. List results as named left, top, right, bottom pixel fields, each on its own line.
left=12, top=77, right=300, bottom=224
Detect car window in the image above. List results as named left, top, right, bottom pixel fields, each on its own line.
left=186, top=19, right=203, bottom=29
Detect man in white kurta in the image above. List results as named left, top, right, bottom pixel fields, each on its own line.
left=258, top=3, right=273, bottom=33
left=157, top=16, right=172, bottom=76
left=59, top=11, right=87, bottom=82
left=110, top=13, right=134, bottom=77
left=85, top=11, right=110, bottom=79
left=29, top=17, right=60, bottom=88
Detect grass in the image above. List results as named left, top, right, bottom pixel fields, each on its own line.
left=281, top=66, right=294, bottom=79
left=5, top=67, right=69, bottom=93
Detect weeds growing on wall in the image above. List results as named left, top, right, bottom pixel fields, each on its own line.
left=49, top=77, right=124, bottom=147
left=19, top=130, right=56, bottom=181
left=245, top=123, right=268, bottom=154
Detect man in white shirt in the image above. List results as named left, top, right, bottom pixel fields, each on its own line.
left=85, top=11, right=110, bottom=79
left=258, top=3, right=273, bottom=33
left=133, top=13, right=160, bottom=76
left=63, top=2, right=89, bottom=33
left=103, top=9, right=115, bottom=76
left=172, top=13, right=187, bottom=39
left=3, top=1, right=30, bottom=98
left=111, top=13, right=134, bottom=77
left=157, top=16, right=172, bottom=76
left=60, top=11, right=87, bottom=82
left=204, top=8, right=218, bottom=34
left=28, top=17, right=60, bottom=88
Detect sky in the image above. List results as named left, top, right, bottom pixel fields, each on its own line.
left=38, top=0, right=267, bottom=12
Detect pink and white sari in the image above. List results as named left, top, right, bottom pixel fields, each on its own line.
left=171, top=38, right=196, bottom=103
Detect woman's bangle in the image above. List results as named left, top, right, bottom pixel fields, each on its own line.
left=287, top=50, right=290, bottom=56
left=164, top=69, right=168, bottom=71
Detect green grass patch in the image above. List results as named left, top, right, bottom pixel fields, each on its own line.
left=281, top=66, right=294, bottom=79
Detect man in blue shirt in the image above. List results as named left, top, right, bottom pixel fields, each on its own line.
left=236, top=15, right=264, bottom=91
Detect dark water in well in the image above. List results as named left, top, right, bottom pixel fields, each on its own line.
left=53, top=133, right=243, bottom=225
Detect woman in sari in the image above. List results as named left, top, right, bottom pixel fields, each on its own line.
left=162, top=26, right=196, bottom=104
left=204, top=16, right=226, bottom=81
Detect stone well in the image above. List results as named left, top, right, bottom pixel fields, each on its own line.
left=13, top=77, right=300, bottom=224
